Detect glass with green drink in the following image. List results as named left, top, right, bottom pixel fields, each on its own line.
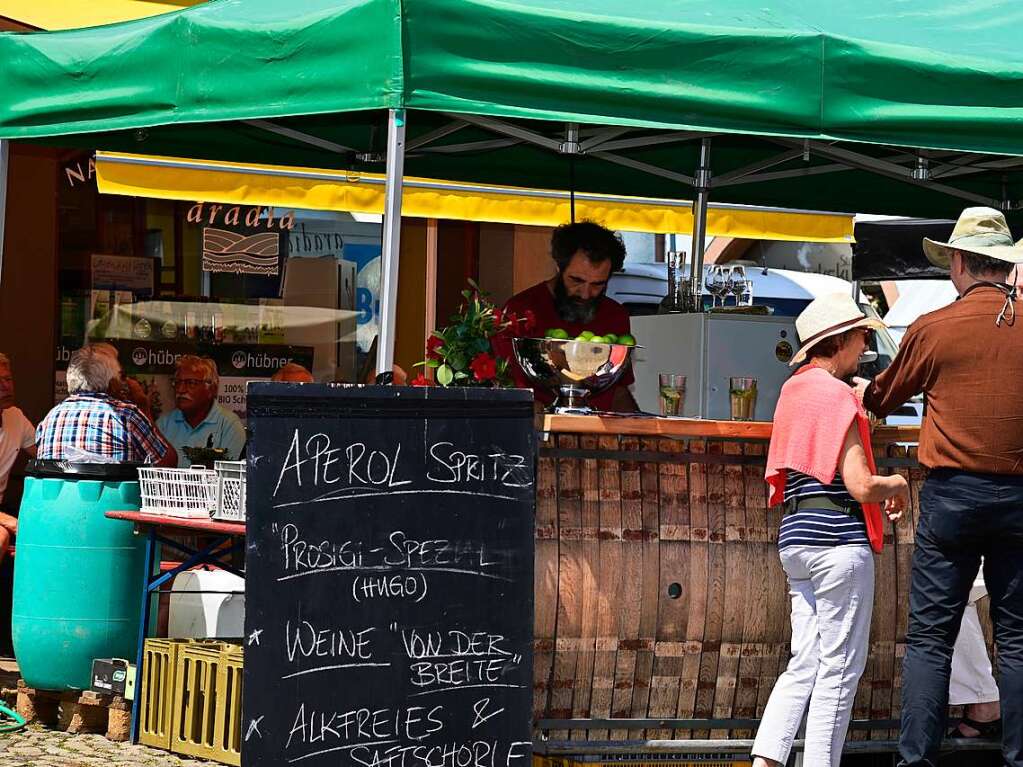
left=728, top=376, right=758, bottom=421
left=658, top=373, right=686, bottom=416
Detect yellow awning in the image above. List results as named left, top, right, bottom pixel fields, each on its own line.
left=96, top=152, right=854, bottom=243
left=0, top=0, right=202, bottom=31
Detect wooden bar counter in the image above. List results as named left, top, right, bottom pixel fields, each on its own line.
left=533, top=414, right=931, bottom=742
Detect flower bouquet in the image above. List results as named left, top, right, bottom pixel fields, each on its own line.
left=413, top=281, right=534, bottom=387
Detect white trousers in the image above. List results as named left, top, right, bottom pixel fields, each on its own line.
left=751, top=545, right=875, bottom=767
left=949, top=570, right=1000, bottom=706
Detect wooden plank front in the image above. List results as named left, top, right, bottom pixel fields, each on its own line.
left=530, top=424, right=976, bottom=745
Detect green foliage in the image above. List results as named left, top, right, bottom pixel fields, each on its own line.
left=416, top=279, right=531, bottom=387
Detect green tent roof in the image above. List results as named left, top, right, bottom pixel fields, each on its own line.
left=2, top=0, right=1022, bottom=218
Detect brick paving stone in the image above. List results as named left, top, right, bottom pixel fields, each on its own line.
left=0, top=725, right=222, bottom=766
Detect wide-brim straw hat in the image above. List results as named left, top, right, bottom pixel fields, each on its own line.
left=790, top=292, right=886, bottom=367
left=923, top=206, right=1023, bottom=269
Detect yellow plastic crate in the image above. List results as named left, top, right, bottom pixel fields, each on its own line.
left=139, top=638, right=192, bottom=750
left=170, top=641, right=244, bottom=766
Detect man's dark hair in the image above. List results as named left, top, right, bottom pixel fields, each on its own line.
left=960, top=250, right=1013, bottom=280
left=551, top=222, right=626, bottom=273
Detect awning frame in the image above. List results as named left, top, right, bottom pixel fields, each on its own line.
left=0, top=139, right=7, bottom=284
left=30, top=109, right=1023, bottom=375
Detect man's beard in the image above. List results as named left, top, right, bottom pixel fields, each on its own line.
left=554, top=276, right=602, bottom=324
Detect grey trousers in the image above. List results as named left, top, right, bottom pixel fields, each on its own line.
left=751, top=544, right=875, bottom=767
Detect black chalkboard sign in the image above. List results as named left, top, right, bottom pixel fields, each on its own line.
left=243, top=385, right=535, bottom=767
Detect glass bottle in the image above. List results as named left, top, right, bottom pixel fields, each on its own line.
left=658, top=251, right=693, bottom=314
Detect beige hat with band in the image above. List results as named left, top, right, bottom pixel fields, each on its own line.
left=790, top=292, right=886, bottom=367
left=923, top=207, right=1023, bottom=269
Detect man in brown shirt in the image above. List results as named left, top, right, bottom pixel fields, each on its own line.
left=854, top=207, right=1023, bottom=767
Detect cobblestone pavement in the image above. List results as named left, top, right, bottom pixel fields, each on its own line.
left=0, top=726, right=218, bottom=766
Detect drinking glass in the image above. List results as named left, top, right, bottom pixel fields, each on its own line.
left=704, top=266, right=727, bottom=307
left=726, top=265, right=747, bottom=306
left=728, top=376, right=758, bottom=421
left=740, top=279, right=754, bottom=306
left=658, top=373, right=686, bottom=417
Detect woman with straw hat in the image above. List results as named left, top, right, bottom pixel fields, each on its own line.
left=751, top=293, right=909, bottom=767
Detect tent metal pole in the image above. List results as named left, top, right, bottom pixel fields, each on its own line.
left=0, top=139, right=8, bottom=286
left=376, top=109, right=407, bottom=377
left=689, top=137, right=712, bottom=301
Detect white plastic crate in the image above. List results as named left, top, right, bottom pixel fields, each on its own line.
left=213, top=461, right=246, bottom=522
left=138, top=466, right=218, bottom=519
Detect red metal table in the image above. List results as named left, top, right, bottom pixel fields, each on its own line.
left=105, top=511, right=245, bottom=743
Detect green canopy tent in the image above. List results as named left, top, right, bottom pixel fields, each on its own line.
left=2, top=0, right=1023, bottom=374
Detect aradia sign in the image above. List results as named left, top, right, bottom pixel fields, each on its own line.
left=187, top=202, right=296, bottom=231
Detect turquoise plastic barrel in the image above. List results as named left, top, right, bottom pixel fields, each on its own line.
left=12, top=474, right=146, bottom=691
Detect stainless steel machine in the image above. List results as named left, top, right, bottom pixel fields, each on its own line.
left=630, top=312, right=798, bottom=420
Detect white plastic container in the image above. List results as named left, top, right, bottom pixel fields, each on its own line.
left=213, top=460, right=246, bottom=522
left=138, top=466, right=217, bottom=518
left=167, top=569, right=245, bottom=639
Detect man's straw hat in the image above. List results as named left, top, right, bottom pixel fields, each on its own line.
left=923, top=207, right=1023, bottom=269
left=790, top=292, right=886, bottom=367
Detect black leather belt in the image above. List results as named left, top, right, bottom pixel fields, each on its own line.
left=784, top=495, right=862, bottom=516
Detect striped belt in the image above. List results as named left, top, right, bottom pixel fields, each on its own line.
left=784, top=495, right=862, bottom=516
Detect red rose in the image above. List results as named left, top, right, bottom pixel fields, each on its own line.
left=492, top=308, right=503, bottom=325
left=410, top=373, right=431, bottom=387
left=426, top=334, right=444, bottom=360
left=470, top=352, right=497, bottom=382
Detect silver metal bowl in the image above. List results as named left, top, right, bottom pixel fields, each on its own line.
left=512, top=337, right=638, bottom=414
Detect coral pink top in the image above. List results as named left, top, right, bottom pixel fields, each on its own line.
left=766, top=366, right=884, bottom=553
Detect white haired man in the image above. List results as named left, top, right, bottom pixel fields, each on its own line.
left=0, top=353, right=36, bottom=563
left=35, top=346, right=176, bottom=467
left=156, top=355, right=245, bottom=467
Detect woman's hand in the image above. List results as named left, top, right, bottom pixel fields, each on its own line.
left=884, top=475, right=910, bottom=521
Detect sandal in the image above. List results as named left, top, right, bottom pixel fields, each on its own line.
left=947, top=716, right=1002, bottom=739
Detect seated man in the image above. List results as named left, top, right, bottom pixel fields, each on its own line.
left=90, top=342, right=154, bottom=417
left=157, top=356, right=246, bottom=467
left=271, top=362, right=315, bottom=383
left=0, top=353, right=36, bottom=562
left=36, top=346, right=176, bottom=467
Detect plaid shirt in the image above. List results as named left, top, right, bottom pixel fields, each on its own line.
left=36, top=392, right=167, bottom=464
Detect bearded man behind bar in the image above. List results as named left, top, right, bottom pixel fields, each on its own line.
left=492, top=222, right=638, bottom=412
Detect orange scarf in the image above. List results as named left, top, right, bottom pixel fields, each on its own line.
left=765, top=366, right=884, bottom=553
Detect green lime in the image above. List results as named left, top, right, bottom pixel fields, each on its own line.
left=588, top=335, right=606, bottom=343
left=618, top=334, right=637, bottom=346
left=603, top=333, right=618, bottom=343
left=578, top=330, right=595, bottom=340
left=546, top=328, right=569, bottom=339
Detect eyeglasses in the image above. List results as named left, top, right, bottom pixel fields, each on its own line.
left=172, top=378, right=210, bottom=389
